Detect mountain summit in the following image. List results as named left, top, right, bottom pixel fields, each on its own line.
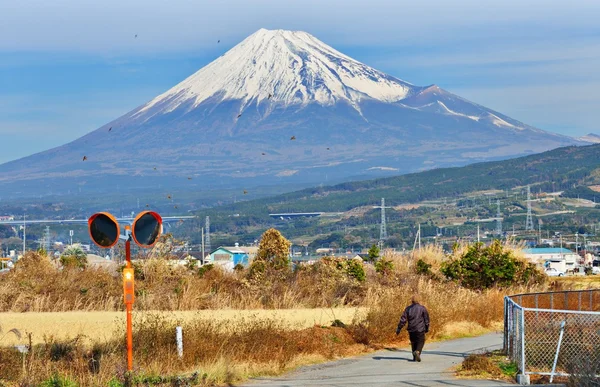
left=0, top=29, right=583, bottom=197
left=137, top=29, right=415, bottom=116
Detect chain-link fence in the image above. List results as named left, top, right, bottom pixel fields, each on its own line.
left=504, top=289, right=600, bottom=383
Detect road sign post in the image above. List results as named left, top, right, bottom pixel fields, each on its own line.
left=88, top=211, right=162, bottom=373
left=123, top=238, right=134, bottom=371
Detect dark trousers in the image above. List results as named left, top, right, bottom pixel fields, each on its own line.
left=409, top=331, right=426, bottom=353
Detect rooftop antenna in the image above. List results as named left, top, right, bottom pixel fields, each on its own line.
left=373, top=198, right=390, bottom=249
left=204, top=216, right=211, bottom=254
left=525, top=185, right=534, bottom=231
left=496, top=200, right=503, bottom=236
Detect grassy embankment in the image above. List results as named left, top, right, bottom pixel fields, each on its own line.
left=0, top=244, right=573, bottom=386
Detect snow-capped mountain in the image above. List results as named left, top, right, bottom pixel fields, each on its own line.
left=136, top=29, right=414, bottom=117
left=0, top=29, right=583, bottom=197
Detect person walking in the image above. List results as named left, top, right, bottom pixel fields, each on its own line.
left=396, top=294, right=430, bottom=362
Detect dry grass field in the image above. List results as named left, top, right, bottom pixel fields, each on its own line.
left=0, top=308, right=363, bottom=346
left=0, top=245, right=551, bottom=386
left=552, top=275, right=600, bottom=289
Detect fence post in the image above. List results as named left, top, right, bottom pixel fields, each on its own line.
left=550, top=321, right=566, bottom=383
left=578, top=291, right=582, bottom=311
left=551, top=293, right=554, bottom=309
left=503, top=297, right=508, bottom=353
left=590, top=290, right=593, bottom=311
left=176, top=326, right=183, bottom=358
left=516, top=308, right=530, bottom=385
left=521, top=309, right=525, bottom=374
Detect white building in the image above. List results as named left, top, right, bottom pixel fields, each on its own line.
left=523, top=248, right=579, bottom=272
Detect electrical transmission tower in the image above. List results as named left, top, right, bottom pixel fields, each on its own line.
left=496, top=200, right=503, bottom=236
left=44, top=226, right=51, bottom=253
left=204, top=216, right=211, bottom=254
left=373, top=198, right=390, bottom=249
left=525, top=185, right=534, bottom=231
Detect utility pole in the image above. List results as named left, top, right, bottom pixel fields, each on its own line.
left=477, top=224, right=480, bottom=243
left=560, top=235, right=564, bottom=261
left=413, top=224, right=422, bottom=251
left=70, top=230, right=74, bottom=246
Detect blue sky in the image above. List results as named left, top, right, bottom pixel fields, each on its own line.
left=1, top=0, right=600, bottom=164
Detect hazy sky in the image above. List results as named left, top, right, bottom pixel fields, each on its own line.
left=1, top=0, right=600, bottom=163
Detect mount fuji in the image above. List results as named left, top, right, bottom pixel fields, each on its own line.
left=0, top=29, right=583, bottom=197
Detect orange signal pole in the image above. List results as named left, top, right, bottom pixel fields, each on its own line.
left=125, top=239, right=133, bottom=372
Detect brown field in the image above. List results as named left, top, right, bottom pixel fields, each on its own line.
left=0, top=308, right=363, bottom=346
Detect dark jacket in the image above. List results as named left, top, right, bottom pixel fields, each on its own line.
left=397, top=303, right=430, bottom=333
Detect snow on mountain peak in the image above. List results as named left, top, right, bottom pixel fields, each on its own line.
left=136, top=28, right=415, bottom=116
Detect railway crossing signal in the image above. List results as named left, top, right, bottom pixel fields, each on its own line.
left=88, top=211, right=162, bottom=372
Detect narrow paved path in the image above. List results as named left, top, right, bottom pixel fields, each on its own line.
left=243, top=333, right=514, bottom=387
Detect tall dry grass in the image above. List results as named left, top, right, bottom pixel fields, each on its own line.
left=0, top=313, right=365, bottom=386
left=0, top=244, right=552, bottom=313
left=0, top=244, right=561, bottom=385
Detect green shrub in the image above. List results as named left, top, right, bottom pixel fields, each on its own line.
left=59, top=255, right=87, bottom=269
left=60, top=245, right=88, bottom=269
left=367, top=244, right=380, bottom=262
left=40, top=373, right=78, bottom=387
left=346, top=259, right=366, bottom=282
left=375, top=258, right=394, bottom=275
left=440, top=241, right=544, bottom=290
left=247, top=260, right=266, bottom=281
left=415, top=259, right=433, bottom=276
